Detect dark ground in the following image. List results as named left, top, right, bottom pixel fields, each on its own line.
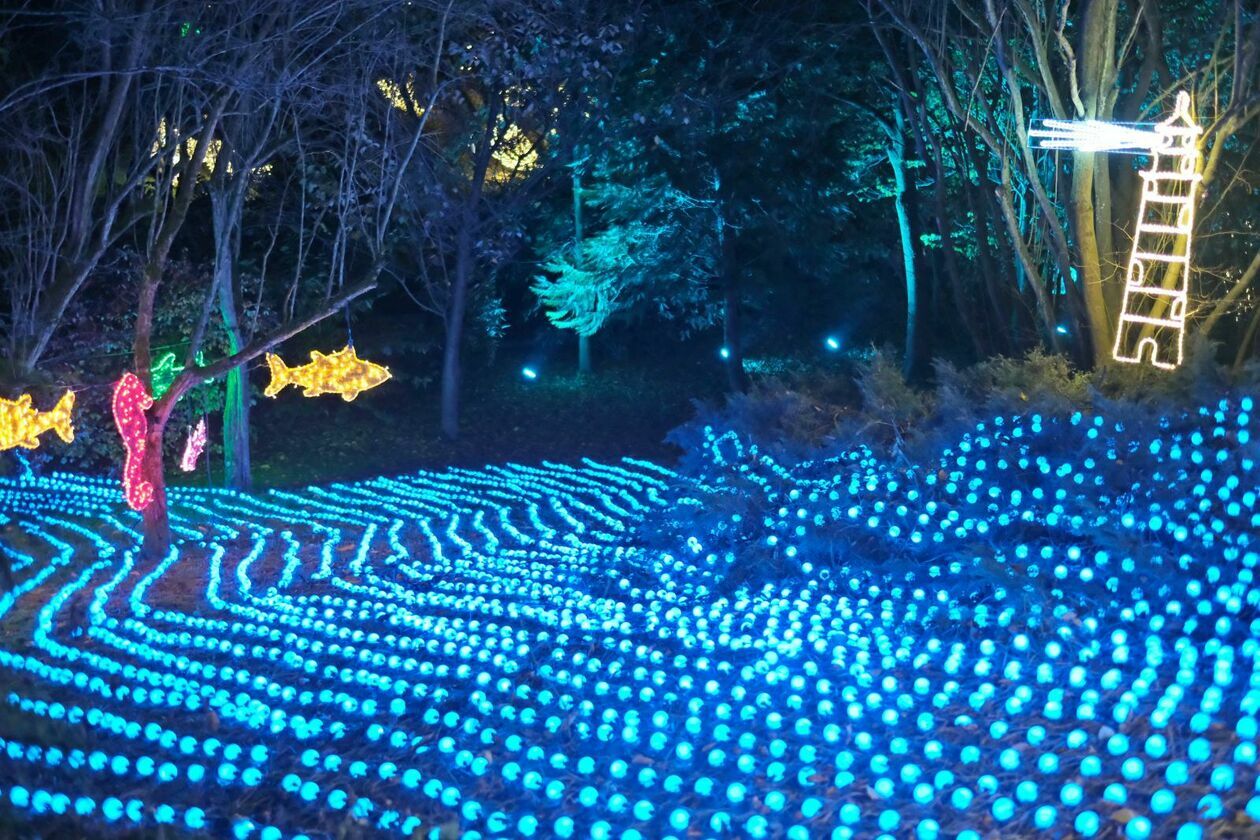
left=240, top=352, right=729, bottom=488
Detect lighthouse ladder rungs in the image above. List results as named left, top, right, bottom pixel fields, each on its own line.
left=1118, top=312, right=1184, bottom=328
left=1140, top=192, right=1193, bottom=205
left=1136, top=222, right=1192, bottom=236
left=1132, top=250, right=1189, bottom=264
left=1122, top=283, right=1185, bottom=297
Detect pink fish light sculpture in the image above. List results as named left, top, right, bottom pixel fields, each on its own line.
left=179, top=417, right=207, bottom=472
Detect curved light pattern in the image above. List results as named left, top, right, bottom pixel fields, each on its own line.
left=264, top=346, right=391, bottom=402
left=179, top=417, right=208, bottom=473
left=0, top=400, right=1257, bottom=839
left=111, top=373, right=154, bottom=511
left=0, top=391, right=74, bottom=451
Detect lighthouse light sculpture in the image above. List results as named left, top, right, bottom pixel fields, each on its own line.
left=1030, top=91, right=1202, bottom=370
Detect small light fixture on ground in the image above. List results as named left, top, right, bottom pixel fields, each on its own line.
left=825, top=336, right=841, bottom=351
left=719, top=346, right=730, bottom=360
left=521, top=367, right=539, bottom=380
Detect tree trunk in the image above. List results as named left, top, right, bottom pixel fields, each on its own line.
left=441, top=223, right=473, bottom=440
left=956, top=137, right=1009, bottom=351
left=139, top=414, right=171, bottom=558
left=1202, top=247, right=1260, bottom=340
left=1009, top=186, right=1031, bottom=342
left=722, top=276, right=746, bottom=392
left=135, top=269, right=160, bottom=390
left=1070, top=151, right=1112, bottom=364
left=212, top=173, right=253, bottom=489
left=135, top=258, right=169, bottom=557
left=438, top=106, right=495, bottom=441
left=217, top=265, right=252, bottom=489
left=1094, top=155, right=1120, bottom=312
left=222, top=366, right=251, bottom=489
left=713, top=171, right=747, bottom=392
left=573, top=167, right=592, bottom=375
left=931, top=144, right=985, bottom=358
left=997, top=181, right=1062, bottom=355
left=1072, top=0, right=1120, bottom=364
left=885, top=128, right=919, bottom=378
left=1234, top=304, right=1260, bottom=371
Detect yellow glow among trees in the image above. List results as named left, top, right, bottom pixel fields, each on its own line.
left=375, top=76, right=425, bottom=116
left=150, top=118, right=272, bottom=181
left=488, top=122, right=539, bottom=183
left=151, top=118, right=221, bottom=177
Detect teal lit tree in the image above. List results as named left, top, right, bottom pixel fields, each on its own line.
left=532, top=152, right=715, bottom=366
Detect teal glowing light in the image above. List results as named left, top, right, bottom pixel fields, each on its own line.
left=521, top=366, right=538, bottom=380
left=0, top=398, right=1257, bottom=839
left=825, top=336, right=841, bottom=351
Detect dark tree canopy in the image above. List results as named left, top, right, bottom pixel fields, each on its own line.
left=0, top=0, right=1256, bottom=549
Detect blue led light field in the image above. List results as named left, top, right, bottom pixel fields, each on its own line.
left=0, top=398, right=1257, bottom=840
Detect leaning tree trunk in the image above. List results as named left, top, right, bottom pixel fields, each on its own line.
left=885, top=123, right=919, bottom=378
left=1234, top=301, right=1260, bottom=371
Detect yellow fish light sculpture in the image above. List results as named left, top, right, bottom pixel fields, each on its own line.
left=264, top=345, right=391, bottom=402
left=0, top=391, right=75, bottom=451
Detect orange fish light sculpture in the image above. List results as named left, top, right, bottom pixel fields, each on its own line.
left=264, top=345, right=391, bottom=402
left=0, top=391, right=75, bottom=451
